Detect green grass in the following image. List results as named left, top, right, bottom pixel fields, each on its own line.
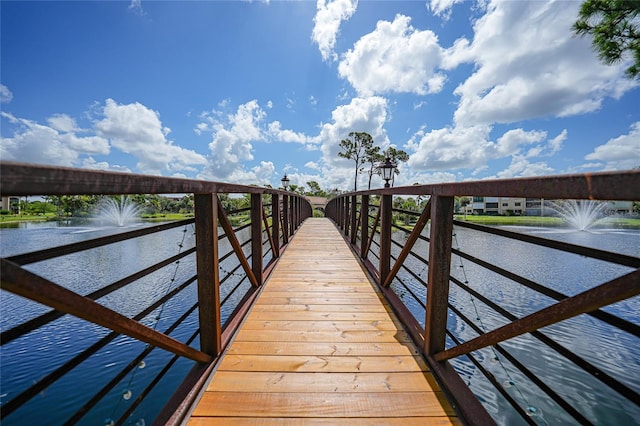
left=391, top=214, right=640, bottom=230
left=0, top=213, right=57, bottom=223
left=140, top=213, right=194, bottom=221
left=454, top=215, right=564, bottom=226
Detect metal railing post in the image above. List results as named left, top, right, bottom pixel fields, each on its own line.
left=194, top=193, right=222, bottom=356
left=360, top=195, right=369, bottom=259
left=379, top=193, right=393, bottom=286
left=350, top=195, right=358, bottom=245
left=272, top=194, right=281, bottom=258
left=424, top=195, right=454, bottom=355
left=251, top=194, right=263, bottom=287
left=282, top=194, right=290, bottom=244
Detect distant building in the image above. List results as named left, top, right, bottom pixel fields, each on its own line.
left=466, top=197, right=526, bottom=215
left=607, top=201, right=634, bottom=214
left=1, top=196, right=21, bottom=213
left=462, top=197, right=633, bottom=216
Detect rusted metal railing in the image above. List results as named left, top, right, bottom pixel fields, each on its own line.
left=0, top=162, right=312, bottom=425
left=326, top=170, right=639, bottom=425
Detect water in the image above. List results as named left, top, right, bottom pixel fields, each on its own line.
left=0, top=221, right=252, bottom=425
left=95, top=196, right=141, bottom=227
left=1, top=221, right=638, bottom=424
left=383, top=225, right=639, bottom=425
left=545, top=200, right=609, bottom=231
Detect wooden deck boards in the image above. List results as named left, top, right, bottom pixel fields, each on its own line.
left=188, top=218, right=459, bottom=425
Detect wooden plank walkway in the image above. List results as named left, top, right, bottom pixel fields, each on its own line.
left=188, top=218, right=459, bottom=425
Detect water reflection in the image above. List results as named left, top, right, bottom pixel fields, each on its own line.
left=0, top=221, right=252, bottom=425
left=385, top=224, right=639, bottom=425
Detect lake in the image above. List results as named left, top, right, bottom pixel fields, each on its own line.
left=1, top=221, right=639, bottom=425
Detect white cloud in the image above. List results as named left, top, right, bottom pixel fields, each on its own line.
left=339, top=14, right=446, bottom=96
left=95, top=98, right=207, bottom=175
left=128, top=0, right=144, bottom=15
left=198, top=100, right=322, bottom=182
left=496, top=156, right=555, bottom=179
left=81, top=157, right=132, bottom=173
left=200, top=100, right=266, bottom=180
left=47, top=114, right=79, bottom=133
left=305, top=161, right=320, bottom=170
left=407, top=124, right=564, bottom=174
left=317, top=96, right=389, bottom=190
left=1, top=111, right=110, bottom=168
left=268, top=121, right=317, bottom=144
left=429, top=0, right=464, bottom=20
left=448, top=0, right=637, bottom=127
left=0, top=84, right=13, bottom=103
left=584, top=122, right=640, bottom=171
left=225, top=160, right=275, bottom=186
left=407, top=124, right=492, bottom=171
left=312, top=0, right=358, bottom=62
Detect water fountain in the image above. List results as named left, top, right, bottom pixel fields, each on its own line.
left=545, top=199, right=608, bottom=231
left=96, top=195, right=141, bottom=227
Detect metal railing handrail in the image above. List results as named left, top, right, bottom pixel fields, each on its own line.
left=325, top=169, right=640, bottom=426
left=0, top=161, right=312, bottom=424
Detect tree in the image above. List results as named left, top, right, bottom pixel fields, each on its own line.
left=384, top=146, right=409, bottom=187
left=338, top=132, right=374, bottom=191
left=305, top=181, right=327, bottom=197
left=364, top=145, right=384, bottom=190
left=573, top=0, right=640, bottom=78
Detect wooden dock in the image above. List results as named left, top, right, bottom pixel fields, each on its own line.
left=188, top=218, right=459, bottom=424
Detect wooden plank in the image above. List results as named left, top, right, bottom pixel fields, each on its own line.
left=226, top=341, right=420, bottom=356
left=245, top=311, right=398, bottom=321
left=256, top=291, right=382, bottom=300
left=187, top=218, right=457, bottom=424
left=256, top=297, right=387, bottom=305
left=189, top=418, right=461, bottom=425
left=240, top=320, right=400, bottom=331
left=217, top=355, right=428, bottom=372
left=191, top=391, right=456, bottom=417
left=261, top=285, right=374, bottom=293
left=233, top=329, right=414, bottom=343
left=206, top=371, right=441, bottom=392
left=249, top=304, right=392, bottom=313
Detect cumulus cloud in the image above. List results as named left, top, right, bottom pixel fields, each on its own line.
left=584, top=122, right=640, bottom=171
left=429, top=0, right=465, bottom=20
left=200, top=100, right=265, bottom=179
left=225, top=161, right=276, bottom=186
left=447, top=0, right=637, bottom=127
left=268, top=121, right=315, bottom=144
left=312, top=0, right=358, bottom=62
left=0, top=84, right=13, bottom=103
left=316, top=96, right=389, bottom=190
left=407, top=124, right=565, bottom=174
left=0, top=111, right=110, bottom=167
left=198, top=100, right=320, bottom=182
left=95, top=99, right=207, bottom=175
left=339, top=14, right=446, bottom=96
left=128, top=0, right=144, bottom=15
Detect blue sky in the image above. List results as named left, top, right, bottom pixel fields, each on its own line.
left=1, top=0, right=639, bottom=192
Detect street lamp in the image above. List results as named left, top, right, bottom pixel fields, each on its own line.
left=380, top=157, right=395, bottom=188
left=281, top=174, right=290, bottom=191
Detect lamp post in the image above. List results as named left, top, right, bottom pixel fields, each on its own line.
left=281, top=174, right=290, bottom=191
left=380, top=157, right=395, bottom=188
